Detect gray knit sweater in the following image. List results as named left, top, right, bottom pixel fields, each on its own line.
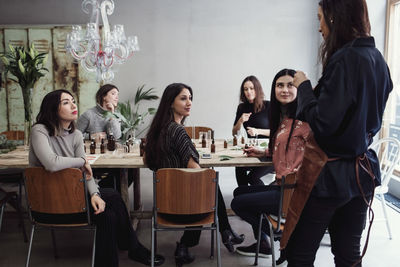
left=77, top=104, right=122, bottom=139
left=29, top=124, right=99, bottom=195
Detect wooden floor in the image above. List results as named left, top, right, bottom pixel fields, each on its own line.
left=1, top=168, right=399, bottom=266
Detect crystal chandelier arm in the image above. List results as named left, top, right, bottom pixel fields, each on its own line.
left=100, top=0, right=114, bottom=45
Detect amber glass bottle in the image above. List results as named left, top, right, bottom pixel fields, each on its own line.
left=107, top=133, right=116, bottom=151
left=211, top=139, right=215, bottom=153
left=100, top=138, right=105, bottom=154
left=90, top=139, right=96, bottom=154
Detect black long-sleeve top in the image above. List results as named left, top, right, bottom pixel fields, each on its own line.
left=233, top=101, right=270, bottom=138
left=296, top=37, right=393, bottom=198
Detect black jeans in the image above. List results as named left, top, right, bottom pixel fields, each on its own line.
left=93, top=188, right=141, bottom=267
left=231, top=185, right=280, bottom=241
left=286, top=194, right=370, bottom=267
left=235, top=166, right=274, bottom=186
left=179, top=186, right=232, bottom=247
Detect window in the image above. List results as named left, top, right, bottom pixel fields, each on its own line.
left=383, top=0, right=400, bottom=139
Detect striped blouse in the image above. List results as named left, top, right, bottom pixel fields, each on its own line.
left=157, top=121, right=199, bottom=170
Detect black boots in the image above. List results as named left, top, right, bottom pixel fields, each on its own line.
left=174, top=242, right=195, bottom=267
left=221, top=229, right=245, bottom=253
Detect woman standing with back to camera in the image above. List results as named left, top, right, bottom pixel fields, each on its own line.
left=287, top=0, right=392, bottom=266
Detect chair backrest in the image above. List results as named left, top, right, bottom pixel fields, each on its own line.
left=184, top=126, right=213, bottom=139
left=370, top=137, right=400, bottom=187
left=1, top=130, right=24, bottom=140
left=24, top=167, right=90, bottom=223
left=154, top=168, right=217, bottom=215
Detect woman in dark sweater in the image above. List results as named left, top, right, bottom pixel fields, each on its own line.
left=145, top=83, right=244, bottom=266
left=233, top=76, right=273, bottom=186
left=288, top=0, right=392, bottom=265
left=29, top=89, right=164, bottom=267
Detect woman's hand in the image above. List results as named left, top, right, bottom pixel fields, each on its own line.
left=81, top=159, right=93, bottom=180
left=293, top=71, right=309, bottom=88
left=243, top=146, right=266, bottom=158
left=246, top=127, right=258, bottom=137
left=104, top=101, right=115, bottom=113
left=91, top=194, right=106, bottom=215
left=240, top=112, right=252, bottom=124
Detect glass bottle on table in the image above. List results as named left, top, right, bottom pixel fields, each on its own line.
left=211, top=139, right=215, bottom=153
left=224, top=139, right=228, bottom=148
left=100, top=138, right=105, bottom=154
left=202, top=133, right=207, bottom=148
left=233, top=135, right=238, bottom=146
left=107, top=132, right=116, bottom=151
left=90, top=139, right=96, bottom=154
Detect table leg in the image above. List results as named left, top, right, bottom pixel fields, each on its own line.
left=132, top=168, right=141, bottom=211
left=119, top=168, right=129, bottom=213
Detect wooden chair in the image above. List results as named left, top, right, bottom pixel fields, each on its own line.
left=1, top=130, right=24, bottom=141
left=0, top=187, right=28, bottom=242
left=1, top=130, right=27, bottom=240
left=184, top=126, right=213, bottom=139
left=254, top=173, right=296, bottom=267
left=24, top=167, right=96, bottom=267
left=369, top=137, right=400, bottom=239
left=151, top=168, right=221, bottom=267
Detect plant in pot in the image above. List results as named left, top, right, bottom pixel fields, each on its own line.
left=0, top=44, right=48, bottom=145
left=105, top=84, right=159, bottom=143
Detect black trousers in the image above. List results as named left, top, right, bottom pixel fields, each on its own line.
left=231, top=185, right=280, bottom=241
left=178, top=186, right=232, bottom=247
left=93, top=188, right=140, bottom=267
left=235, top=166, right=274, bottom=186
left=286, top=194, right=370, bottom=267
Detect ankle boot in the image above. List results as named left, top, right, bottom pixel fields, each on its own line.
left=230, top=229, right=245, bottom=244
left=174, top=242, right=195, bottom=267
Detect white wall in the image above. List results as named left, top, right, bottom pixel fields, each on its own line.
left=0, top=0, right=387, bottom=138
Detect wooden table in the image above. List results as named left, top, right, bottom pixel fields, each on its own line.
left=0, top=140, right=272, bottom=215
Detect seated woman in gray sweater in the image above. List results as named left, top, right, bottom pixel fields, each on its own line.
left=77, top=84, right=121, bottom=140
left=77, top=84, right=124, bottom=189
left=29, top=89, right=164, bottom=267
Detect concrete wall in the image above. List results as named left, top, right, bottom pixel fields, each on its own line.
left=0, top=0, right=388, bottom=138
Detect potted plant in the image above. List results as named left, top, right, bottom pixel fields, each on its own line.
left=105, top=84, right=159, bottom=142
left=0, top=44, right=48, bottom=144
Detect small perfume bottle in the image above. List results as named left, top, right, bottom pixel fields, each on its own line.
left=100, top=138, right=105, bottom=154
left=211, top=139, right=215, bottom=153
left=202, top=134, right=207, bottom=148
left=224, top=139, right=228, bottom=149
left=107, top=133, right=116, bottom=151
left=90, top=139, right=96, bottom=154
left=233, top=135, right=238, bottom=146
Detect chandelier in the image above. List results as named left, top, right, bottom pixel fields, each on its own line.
left=65, top=0, right=139, bottom=82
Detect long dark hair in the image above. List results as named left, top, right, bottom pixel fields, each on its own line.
left=35, top=89, right=76, bottom=136
left=268, top=69, right=297, bottom=154
left=319, top=0, right=370, bottom=68
left=240, top=75, right=265, bottom=113
left=145, top=83, right=193, bottom=170
left=95, top=84, right=119, bottom=106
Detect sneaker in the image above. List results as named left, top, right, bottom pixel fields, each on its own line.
left=236, top=240, right=271, bottom=258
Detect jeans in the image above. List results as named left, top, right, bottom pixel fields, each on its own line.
left=231, top=185, right=281, bottom=241
left=286, top=195, right=370, bottom=267
left=235, top=166, right=274, bottom=186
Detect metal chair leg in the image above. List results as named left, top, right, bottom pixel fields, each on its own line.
left=254, top=213, right=264, bottom=266
left=380, top=193, right=392, bottom=239
left=151, top=217, right=155, bottom=267
left=270, top=224, right=276, bottom=267
left=51, top=229, right=58, bottom=258
left=91, top=227, right=96, bottom=267
left=216, top=221, right=221, bottom=267
left=26, top=224, right=35, bottom=267
left=210, top=226, right=214, bottom=259
left=0, top=204, right=4, bottom=232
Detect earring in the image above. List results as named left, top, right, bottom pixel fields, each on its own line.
left=330, top=18, right=334, bottom=24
